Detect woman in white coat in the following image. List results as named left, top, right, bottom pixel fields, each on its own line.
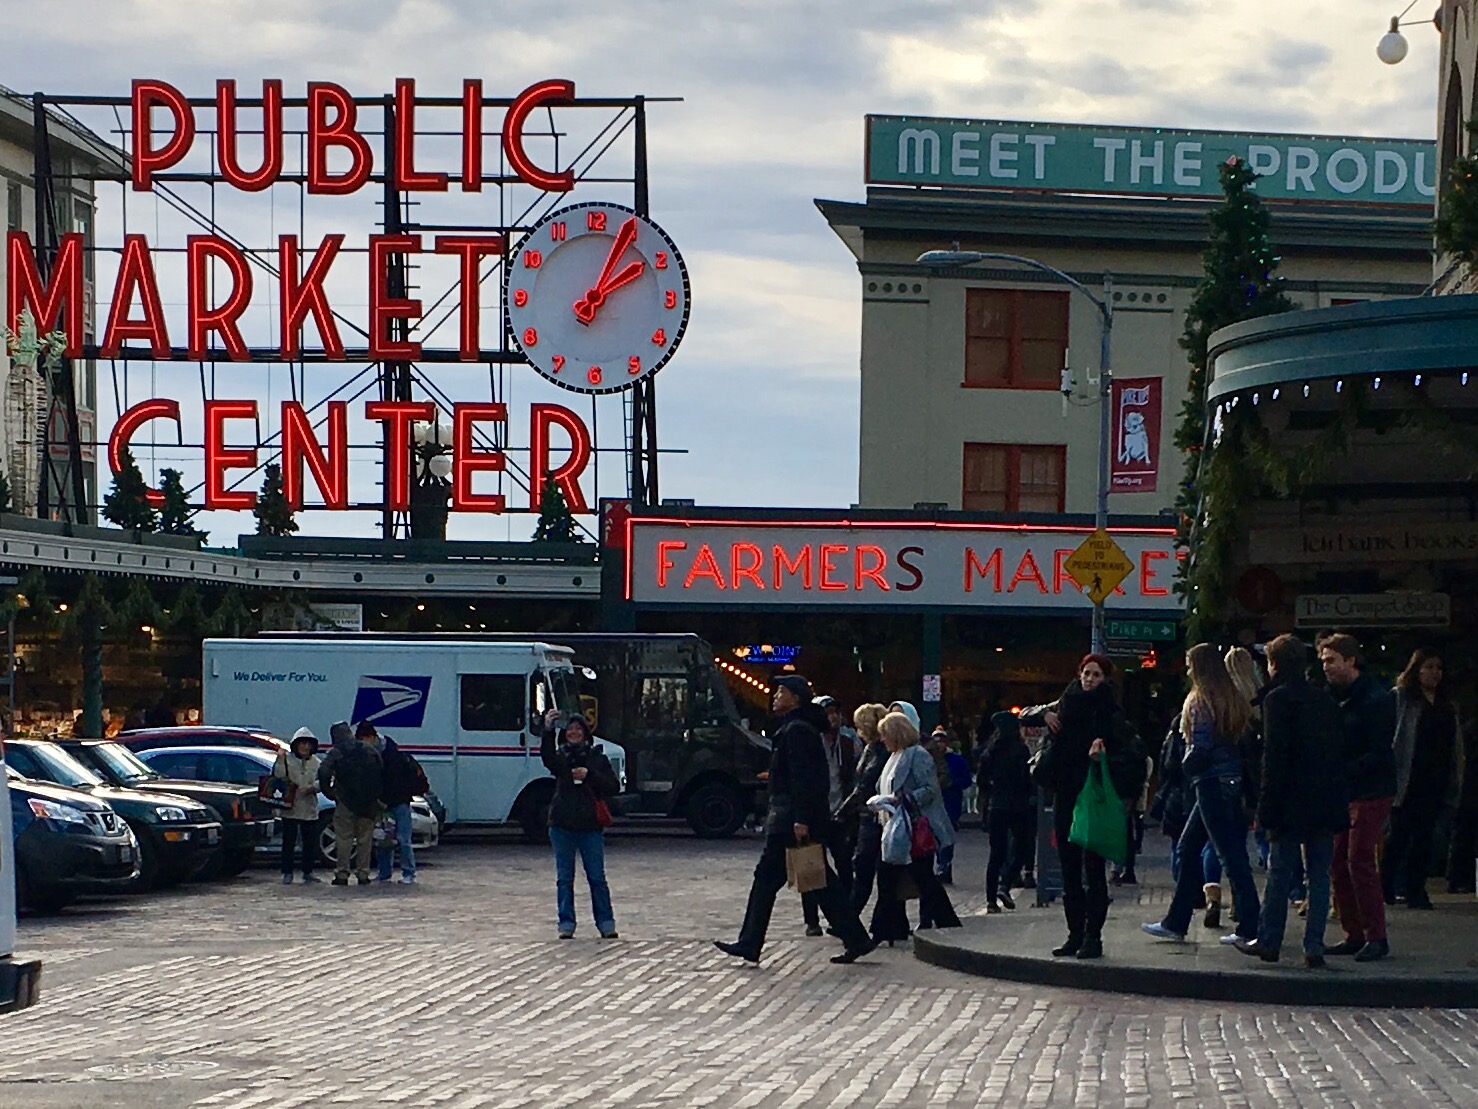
left=272, top=728, right=323, bottom=884
left=868, top=711, right=961, bottom=943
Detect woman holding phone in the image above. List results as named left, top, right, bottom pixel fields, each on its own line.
left=540, top=709, right=621, bottom=940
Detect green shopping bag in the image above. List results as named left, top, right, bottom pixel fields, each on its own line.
left=1068, top=759, right=1129, bottom=865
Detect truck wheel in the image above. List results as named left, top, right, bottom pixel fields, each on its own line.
left=135, top=834, right=164, bottom=890
left=222, top=850, right=255, bottom=878
left=517, top=784, right=554, bottom=844
left=686, top=782, right=747, bottom=839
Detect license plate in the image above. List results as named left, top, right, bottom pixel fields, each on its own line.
left=207, top=828, right=219, bottom=844
left=119, top=845, right=134, bottom=863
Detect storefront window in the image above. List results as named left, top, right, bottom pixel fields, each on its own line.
left=963, top=443, right=1065, bottom=512
left=964, top=288, right=1069, bottom=389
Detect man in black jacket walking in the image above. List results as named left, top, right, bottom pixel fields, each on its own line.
left=716, top=675, right=875, bottom=965
left=1235, top=635, right=1347, bottom=967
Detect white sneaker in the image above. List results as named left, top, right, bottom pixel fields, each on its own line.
left=400, top=874, right=416, bottom=884
left=1141, top=922, right=1186, bottom=942
left=1219, top=934, right=1243, bottom=946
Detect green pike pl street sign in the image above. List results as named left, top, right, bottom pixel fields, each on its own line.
left=1105, top=618, right=1178, bottom=642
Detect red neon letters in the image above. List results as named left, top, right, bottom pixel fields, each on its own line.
left=529, top=403, right=592, bottom=513
left=452, top=403, right=508, bottom=512
left=204, top=400, right=260, bottom=511
left=281, top=401, right=349, bottom=510
left=365, top=401, right=435, bottom=513
left=128, top=78, right=574, bottom=194
left=100, top=235, right=170, bottom=358
left=187, top=236, right=253, bottom=360
left=107, top=399, right=181, bottom=507
left=6, top=231, right=84, bottom=358
left=367, top=235, right=423, bottom=361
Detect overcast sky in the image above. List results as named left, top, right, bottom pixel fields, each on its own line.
left=4, top=1, right=1442, bottom=541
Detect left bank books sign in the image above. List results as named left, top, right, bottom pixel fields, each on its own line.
left=866, top=116, right=1436, bottom=208
left=626, top=519, right=1181, bottom=611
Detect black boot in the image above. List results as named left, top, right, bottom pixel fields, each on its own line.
left=1052, top=935, right=1082, bottom=957
left=1076, top=935, right=1104, bottom=959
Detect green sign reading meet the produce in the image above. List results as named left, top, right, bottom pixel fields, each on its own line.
left=866, top=116, right=1436, bottom=208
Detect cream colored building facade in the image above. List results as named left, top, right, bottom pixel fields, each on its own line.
left=0, top=84, right=113, bottom=519
left=820, top=125, right=1434, bottom=518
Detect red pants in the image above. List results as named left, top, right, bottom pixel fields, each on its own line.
left=1331, top=797, right=1393, bottom=944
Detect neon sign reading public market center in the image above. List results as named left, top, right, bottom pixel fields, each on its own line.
left=7, top=78, right=686, bottom=514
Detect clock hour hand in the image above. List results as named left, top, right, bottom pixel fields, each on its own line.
left=574, top=216, right=642, bottom=325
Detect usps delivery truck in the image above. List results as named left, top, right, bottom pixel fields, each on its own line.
left=202, top=638, right=628, bottom=836
left=2, top=739, right=43, bottom=1014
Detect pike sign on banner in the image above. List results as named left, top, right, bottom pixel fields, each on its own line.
left=868, top=117, right=1436, bottom=208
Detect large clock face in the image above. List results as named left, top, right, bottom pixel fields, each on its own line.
left=505, top=202, right=691, bottom=394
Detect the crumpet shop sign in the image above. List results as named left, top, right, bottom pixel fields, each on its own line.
left=867, top=116, right=1436, bottom=207
left=626, top=519, right=1182, bottom=611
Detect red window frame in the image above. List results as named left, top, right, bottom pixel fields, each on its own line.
left=963, top=287, right=1070, bottom=390
left=962, top=442, right=1067, bottom=512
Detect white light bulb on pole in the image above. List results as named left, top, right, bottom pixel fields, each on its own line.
left=427, top=453, right=453, bottom=480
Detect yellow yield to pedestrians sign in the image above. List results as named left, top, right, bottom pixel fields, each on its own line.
left=1064, top=529, right=1135, bottom=605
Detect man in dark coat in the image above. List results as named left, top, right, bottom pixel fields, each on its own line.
left=375, top=735, right=429, bottom=884
left=715, top=675, right=875, bottom=965
left=319, top=720, right=384, bottom=886
left=801, top=695, right=859, bottom=936
left=1319, top=633, right=1398, bottom=962
left=1235, top=635, right=1347, bottom=967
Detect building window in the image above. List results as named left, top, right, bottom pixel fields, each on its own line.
left=6, top=181, right=21, bottom=232
left=964, top=288, right=1070, bottom=389
left=962, top=443, right=1066, bottom=512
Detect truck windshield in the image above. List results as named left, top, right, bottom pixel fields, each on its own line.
left=89, top=743, right=161, bottom=784
left=548, top=668, right=584, bottom=718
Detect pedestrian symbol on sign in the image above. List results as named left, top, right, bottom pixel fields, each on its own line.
left=1063, top=530, right=1136, bottom=606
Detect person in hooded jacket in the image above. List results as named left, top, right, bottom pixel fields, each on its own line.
left=978, top=711, right=1034, bottom=913
left=375, top=733, right=430, bottom=885
left=318, top=720, right=384, bottom=886
left=715, top=675, right=876, bottom=966
left=273, top=727, right=322, bottom=884
left=540, top=709, right=620, bottom=939
left=1021, top=654, right=1140, bottom=960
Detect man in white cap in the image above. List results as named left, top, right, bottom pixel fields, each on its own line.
left=271, top=728, right=323, bottom=884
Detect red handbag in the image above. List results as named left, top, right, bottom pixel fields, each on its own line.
left=592, top=796, right=614, bottom=829
left=910, top=811, right=938, bottom=858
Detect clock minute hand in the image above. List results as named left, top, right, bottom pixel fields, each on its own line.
left=574, top=217, right=640, bottom=325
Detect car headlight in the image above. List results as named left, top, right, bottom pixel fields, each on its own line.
left=153, top=806, right=188, bottom=822
left=27, top=798, right=89, bottom=825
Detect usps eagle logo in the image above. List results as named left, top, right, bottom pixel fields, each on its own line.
left=350, top=676, right=433, bottom=728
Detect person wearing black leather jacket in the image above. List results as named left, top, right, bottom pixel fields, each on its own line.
left=838, top=703, right=888, bottom=916
left=715, top=675, right=876, bottom=966
left=540, top=711, right=620, bottom=940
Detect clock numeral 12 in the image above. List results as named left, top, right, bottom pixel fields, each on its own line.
left=651, top=328, right=667, bottom=346
left=664, top=289, right=677, bottom=310
left=523, top=327, right=538, bottom=347
left=513, top=288, right=528, bottom=307
left=552, top=355, right=565, bottom=374
left=523, top=250, right=542, bottom=269
left=627, top=356, right=641, bottom=376
left=587, top=211, right=607, bottom=231
left=550, top=222, right=567, bottom=242
left=587, top=365, right=603, bottom=385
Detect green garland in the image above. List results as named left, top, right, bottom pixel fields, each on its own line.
left=1182, top=386, right=1368, bottom=639
left=1434, top=123, right=1478, bottom=267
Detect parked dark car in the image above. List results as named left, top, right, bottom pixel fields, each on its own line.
left=5, top=740, right=223, bottom=889
left=115, top=727, right=288, bottom=755
left=7, top=769, right=139, bottom=913
left=60, top=740, right=275, bottom=875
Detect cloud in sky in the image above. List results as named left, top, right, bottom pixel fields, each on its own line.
left=2, top=0, right=1442, bottom=538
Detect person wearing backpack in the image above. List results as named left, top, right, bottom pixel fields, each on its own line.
left=375, top=733, right=429, bottom=885
left=318, top=720, right=384, bottom=886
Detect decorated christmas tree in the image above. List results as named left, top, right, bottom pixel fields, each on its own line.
left=102, top=446, right=159, bottom=531
left=1175, top=157, right=1296, bottom=621
left=532, top=472, right=583, bottom=543
left=253, top=463, right=298, bottom=537
left=158, top=467, right=207, bottom=541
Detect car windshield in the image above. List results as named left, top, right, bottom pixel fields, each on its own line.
left=90, top=743, right=161, bottom=783
left=26, top=744, right=106, bottom=789
left=548, top=667, right=584, bottom=718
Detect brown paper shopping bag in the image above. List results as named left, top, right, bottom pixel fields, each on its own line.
left=785, top=843, right=828, bottom=894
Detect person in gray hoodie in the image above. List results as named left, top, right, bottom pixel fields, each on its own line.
left=272, top=727, right=323, bottom=884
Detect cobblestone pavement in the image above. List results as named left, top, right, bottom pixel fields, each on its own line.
left=5, top=831, right=1478, bottom=1108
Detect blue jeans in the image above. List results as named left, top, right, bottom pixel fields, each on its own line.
left=374, top=803, right=416, bottom=879
left=1169, top=828, right=1222, bottom=885
left=1258, top=834, right=1333, bottom=956
left=550, top=826, right=615, bottom=935
left=1163, top=777, right=1261, bottom=938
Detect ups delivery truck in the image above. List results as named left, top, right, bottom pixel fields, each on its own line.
left=253, top=632, right=771, bottom=838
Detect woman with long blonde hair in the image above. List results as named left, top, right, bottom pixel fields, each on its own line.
left=1143, top=644, right=1262, bottom=946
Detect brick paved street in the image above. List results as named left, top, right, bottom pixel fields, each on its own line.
left=5, top=831, right=1478, bottom=1108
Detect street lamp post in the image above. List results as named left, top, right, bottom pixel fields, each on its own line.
left=916, top=248, right=1114, bottom=653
